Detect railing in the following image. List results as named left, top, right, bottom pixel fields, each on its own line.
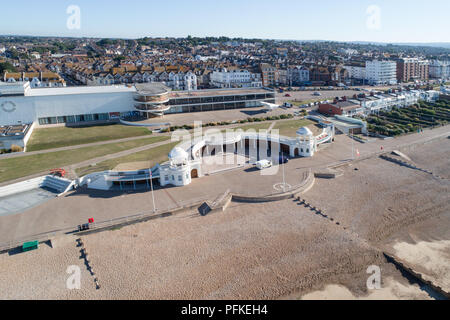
left=0, top=195, right=209, bottom=254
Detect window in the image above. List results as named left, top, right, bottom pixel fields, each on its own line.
left=178, top=175, right=182, bottom=182
left=165, top=175, right=169, bottom=181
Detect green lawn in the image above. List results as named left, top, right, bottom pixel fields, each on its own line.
left=27, top=124, right=153, bottom=152
left=75, top=142, right=179, bottom=177
left=234, top=122, right=273, bottom=132
left=0, top=136, right=170, bottom=183
left=271, top=119, right=314, bottom=137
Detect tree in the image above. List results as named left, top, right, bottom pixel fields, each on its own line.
left=0, top=61, right=17, bottom=74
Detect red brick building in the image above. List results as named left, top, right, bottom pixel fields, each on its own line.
left=396, top=58, right=429, bottom=83
left=319, top=97, right=361, bottom=116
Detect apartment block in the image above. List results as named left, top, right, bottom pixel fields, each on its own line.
left=396, top=58, right=429, bottom=83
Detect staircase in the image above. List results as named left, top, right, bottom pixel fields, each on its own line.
left=41, top=176, right=74, bottom=194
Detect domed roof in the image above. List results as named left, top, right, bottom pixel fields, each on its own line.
left=296, top=126, right=313, bottom=136
left=169, top=147, right=189, bottom=162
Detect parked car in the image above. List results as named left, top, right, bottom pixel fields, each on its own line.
left=256, top=160, right=272, bottom=170
left=313, top=92, right=322, bottom=96
left=284, top=93, right=291, bottom=97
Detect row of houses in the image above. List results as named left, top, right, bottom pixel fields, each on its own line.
left=2, top=71, right=66, bottom=88
left=318, top=90, right=441, bottom=117
left=65, top=69, right=199, bottom=91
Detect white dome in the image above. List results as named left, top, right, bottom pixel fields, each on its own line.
left=296, top=127, right=313, bottom=136
left=169, top=147, right=189, bottom=163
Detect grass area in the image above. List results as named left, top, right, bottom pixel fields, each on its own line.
left=0, top=136, right=170, bottom=183
left=233, top=122, right=273, bottom=132
left=27, top=124, right=153, bottom=152
left=76, top=142, right=179, bottom=177
left=288, top=98, right=323, bottom=106
left=271, top=119, right=314, bottom=137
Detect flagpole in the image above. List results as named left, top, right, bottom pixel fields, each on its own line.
left=351, top=128, right=354, bottom=160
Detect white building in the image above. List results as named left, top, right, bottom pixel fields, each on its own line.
left=365, top=60, right=397, bottom=85
left=429, top=60, right=450, bottom=80
left=0, top=82, right=136, bottom=126
left=287, top=66, right=310, bottom=85
left=0, top=82, right=275, bottom=126
left=168, top=71, right=197, bottom=91
left=344, top=65, right=366, bottom=80
left=80, top=123, right=336, bottom=190
left=357, top=90, right=439, bottom=116
left=210, top=69, right=262, bottom=88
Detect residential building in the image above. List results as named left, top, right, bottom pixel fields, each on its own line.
left=365, top=60, right=397, bottom=85
left=429, top=60, right=450, bottom=80
left=260, top=63, right=278, bottom=87
left=396, top=58, right=429, bottom=83
left=287, top=66, right=310, bottom=86
left=3, top=71, right=66, bottom=87
left=344, top=65, right=366, bottom=81
left=210, top=69, right=262, bottom=88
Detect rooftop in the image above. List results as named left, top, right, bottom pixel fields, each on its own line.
left=169, top=87, right=273, bottom=99
left=135, top=83, right=170, bottom=96
left=26, top=84, right=136, bottom=97
left=0, top=124, right=31, bottom=138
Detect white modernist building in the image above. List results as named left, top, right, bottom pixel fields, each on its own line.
left=78, top=122, right=335, bottom=191
left=0, top=81, right=136, bottom=126
left=210, top=69, right=262, bottom=88
left=0, top=82, right=276, bottom=126
left=365, top=60, right=398, bottom=85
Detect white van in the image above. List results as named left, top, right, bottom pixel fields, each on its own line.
left=256, top=160, right=273, bottom=170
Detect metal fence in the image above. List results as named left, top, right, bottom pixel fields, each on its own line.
left=0, top=195, right=209, bottom=253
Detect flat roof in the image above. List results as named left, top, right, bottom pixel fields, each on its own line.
left=135, top=83, right=170, bottom=95
left=170, top=87, right=273, bottom=99
left=26, top=85, right=136, bottom=97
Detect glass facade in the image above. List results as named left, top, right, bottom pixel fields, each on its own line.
left=38, top=113, right=110, bottom=125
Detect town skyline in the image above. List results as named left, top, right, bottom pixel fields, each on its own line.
left=1, top=0, right=449, bottom=43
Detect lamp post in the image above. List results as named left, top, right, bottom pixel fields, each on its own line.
left=150, top=170, right=156, bottom=213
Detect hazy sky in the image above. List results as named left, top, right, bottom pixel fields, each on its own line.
left=1, top=0, right=449, bottom=43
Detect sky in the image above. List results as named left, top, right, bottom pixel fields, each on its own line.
left=1, top=0, right=449, bottom=43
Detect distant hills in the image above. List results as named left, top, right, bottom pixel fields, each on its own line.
left=347, top=41, right=450, bottom=49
